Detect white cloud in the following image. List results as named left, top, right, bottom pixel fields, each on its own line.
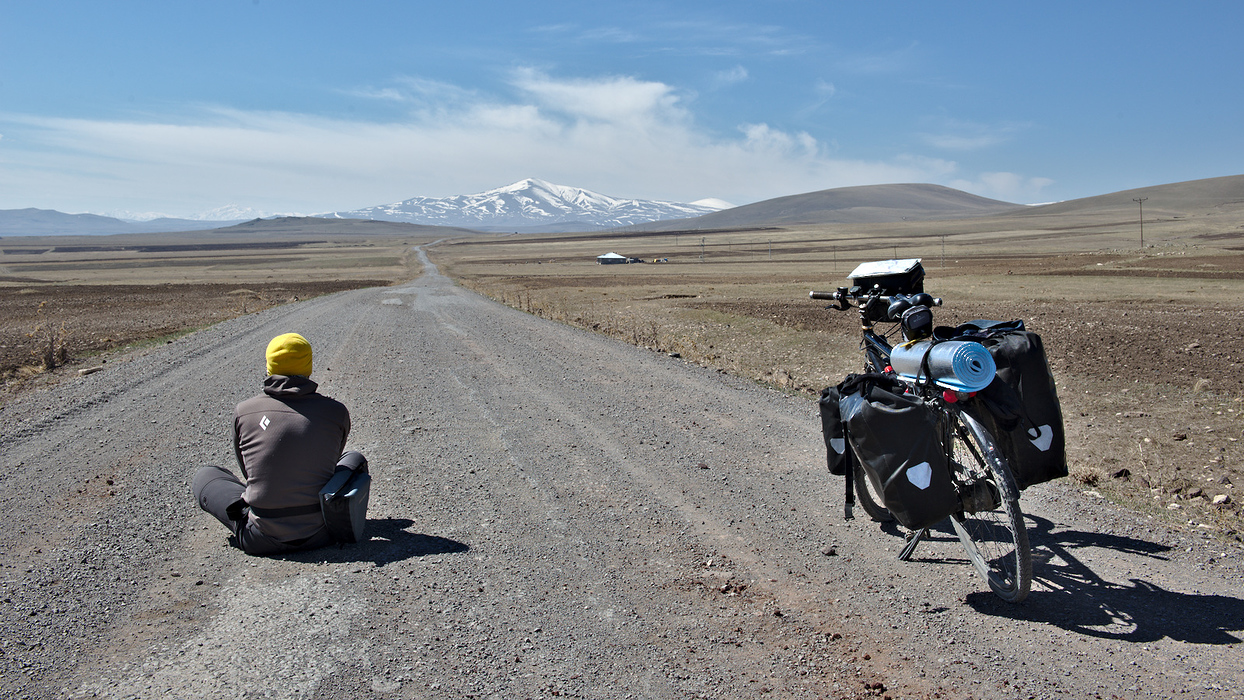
left=919, top=118, right=1031, bottom=152
left=714, top=65, right=749, bottom=87
left=0, top=70, right=1021, bottom=216
left=834, top=43, right=920, bottom=75
left=950, top=172, right=1055, bottom=203
left=923, top=133, right=1006, bottom=150
left=347, top=87, right=407, bottom=102
left=511, top=68, right=686, bottom=125
left=795, top=79, right=837, bottom=121
left=577, top=26, right=641, bottom=43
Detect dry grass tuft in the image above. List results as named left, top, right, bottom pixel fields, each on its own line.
left=26, top=301, right=69, bottom=370
left=1069, top=465, right=1102, bottom=487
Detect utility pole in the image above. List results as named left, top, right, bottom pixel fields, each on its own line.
left=700, top=237, right=705, bottom=262
left=1133, top=197, right=1147, bottom=248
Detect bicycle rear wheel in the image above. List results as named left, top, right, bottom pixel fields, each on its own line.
left=853, top=463, right=894, bottom=522
left=946, top=411, right=1032, bottom=603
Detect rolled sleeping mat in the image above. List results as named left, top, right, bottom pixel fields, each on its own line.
left=890, top=340, right=996, bottom=392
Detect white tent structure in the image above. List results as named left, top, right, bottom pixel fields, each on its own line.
left=596, top=252, right=628, bottom=265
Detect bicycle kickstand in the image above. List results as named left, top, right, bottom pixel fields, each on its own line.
left=898, top=528, right=928, bottom=561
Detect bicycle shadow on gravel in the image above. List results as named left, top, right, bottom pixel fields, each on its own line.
left=272, top=518, right=469, bottom=567
left=965, top=514, right=1243, bottom=645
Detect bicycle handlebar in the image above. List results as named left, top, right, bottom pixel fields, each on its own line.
left=808, top=289, right=943, bottom=307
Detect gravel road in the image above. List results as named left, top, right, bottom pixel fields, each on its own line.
left=2, top=248, right=1241, bottom=699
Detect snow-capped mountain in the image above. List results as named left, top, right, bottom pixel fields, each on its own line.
left=323, top=179, right=729, bottom=232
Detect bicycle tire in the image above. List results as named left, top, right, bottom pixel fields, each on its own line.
left=853, top=463, right=894, bottom=522
left=946, top=411, right=1032, bottom=603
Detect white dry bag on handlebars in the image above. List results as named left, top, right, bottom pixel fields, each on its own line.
left=838, top=373, right=959, bottom=530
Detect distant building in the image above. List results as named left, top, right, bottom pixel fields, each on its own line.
left=596, top=252, right=628, bottom=265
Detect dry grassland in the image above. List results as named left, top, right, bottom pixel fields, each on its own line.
left=0, top=231, right=434, bottom=387
left=432, top=210, right=1244, bottom=539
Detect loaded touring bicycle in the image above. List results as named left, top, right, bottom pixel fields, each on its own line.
left=814, top=259, right=1067, bottom=603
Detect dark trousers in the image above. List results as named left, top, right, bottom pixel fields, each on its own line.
left=192, top=464, right=247, bottom=534
left=192, top=451, right=366, bottom=555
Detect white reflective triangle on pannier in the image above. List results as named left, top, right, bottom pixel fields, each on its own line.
left=829, top=438, right=845, bottom=454
left=906, top=462, right=933, bottom=490
left=1027, top=425, right=1054, bottom=452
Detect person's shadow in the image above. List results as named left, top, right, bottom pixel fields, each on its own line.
left=274, top=518, right=469, bottom=566
left=964, top=514, right=1243, bottom=644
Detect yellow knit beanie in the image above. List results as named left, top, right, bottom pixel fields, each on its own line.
left=265, top=333, right=312, bottom=377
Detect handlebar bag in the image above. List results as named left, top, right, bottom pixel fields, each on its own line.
left=839, top=373, right=958, bottom=530
left=818, top=385, right=849, bottom=476
left=954, top=322, right=1068, bottom=489
left=319, top=466, right=371, bottom=543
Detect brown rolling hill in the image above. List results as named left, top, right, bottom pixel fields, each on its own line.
left=1009, top=173, right=1244, bottom=219
left=202, top=216, right=481, bottom=237
left=623, top=183, right=1021, bottom=231
left=620, top=175, right=1244, bottom=234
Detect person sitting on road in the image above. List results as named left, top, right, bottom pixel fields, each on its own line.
left=192, top=332, right=365, bottom=555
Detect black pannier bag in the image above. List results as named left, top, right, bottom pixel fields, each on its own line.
left=838, top=373, right=959, bottom=530
left=818, top=385, right=848, bottom=476
left=950, top=321, right=1068, bottom=489
left=319, top=465, right=371, bottom=543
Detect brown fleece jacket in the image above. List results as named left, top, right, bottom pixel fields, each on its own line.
left=233, top=374, right=350, bottom=544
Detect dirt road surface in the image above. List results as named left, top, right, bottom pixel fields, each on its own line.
left=2, top=250, right=1241, bottom=699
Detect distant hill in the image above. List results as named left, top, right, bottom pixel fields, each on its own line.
left=203, top=216, right=481, bottom=237
left=621, top=183, right=1021, bottom=231
left=1006, top=173, right=1244, bottom=219
left=0, top=208, right=243, bottom=237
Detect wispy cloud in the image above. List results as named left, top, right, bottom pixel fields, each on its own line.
left=950, top=172, right=1055, bottom=203
left=346, top=77, right=479, bottom=107
left=534, top=19, right=812, bottom=58
left=918, top=117, right=1032, bottom=151
left=345, top=87, right=407, bottom=102
left=795, top=78, right=838, bottom=120
left=658, top=19, right=813, bottom=56
left=577, top=26, right=642, bottom=43
left=833, top=42, right=921, bottom=74
left=713, top=65, right=749, bottom=88
left=0, top=70, right=1012, bottom=216
left=527, top=23, right=644, bottom=44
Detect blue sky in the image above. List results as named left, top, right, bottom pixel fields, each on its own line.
left=1, top=1, right=1241, bottom=219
